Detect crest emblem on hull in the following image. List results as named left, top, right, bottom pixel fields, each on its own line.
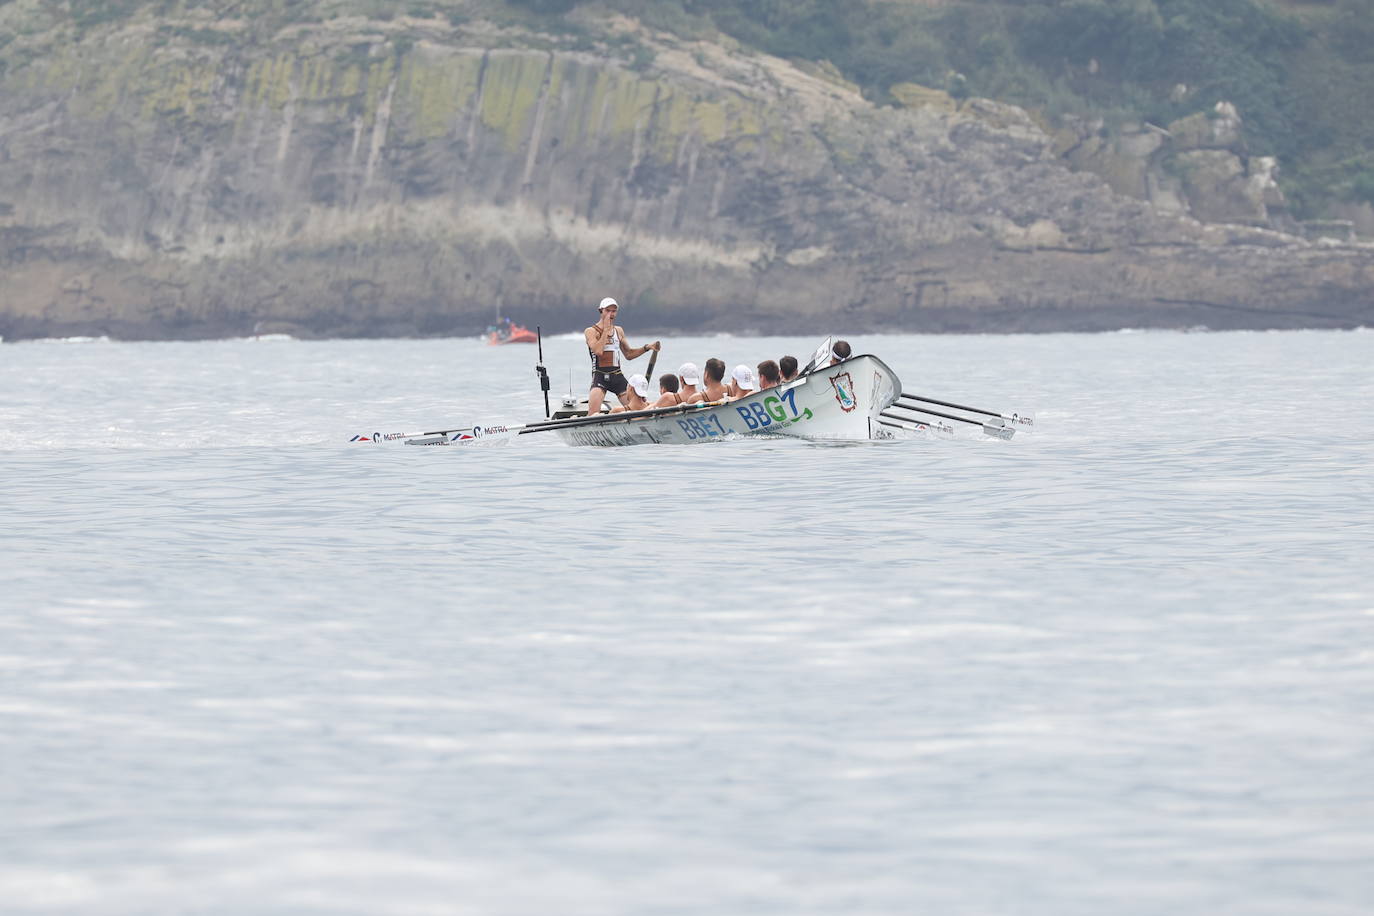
left=830, top=372, right=857, bottom=412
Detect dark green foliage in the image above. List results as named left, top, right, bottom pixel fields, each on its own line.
left=595, top=0, right=1371, bottom=213
left=158, top=25, right=236, bottom=45
left=998, top=0, right=1308, bottom=157
left=1019, top=0, right=1167, bottom=82
left=70, top=0, right=143, bottom=30
left=19, top=0, right=1374, bottom=214
left=507, top=0, right=579, bottom=14
left=1158, top=0, right=1304, bottom=152
left=606, top=0, right=709, bottom=36
left=1329, top=0, right=1374, bottom=63
left=680, top=0, right=853, bottom=62
left=1353, top=169, right=1374, bottom=205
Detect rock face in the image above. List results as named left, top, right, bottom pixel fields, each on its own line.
left=1055, top=102, right=1298, bottom=232
left=0, top=11, right=1371, bottom=340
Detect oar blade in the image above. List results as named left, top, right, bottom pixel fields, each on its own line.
left=981, top=421, right=1015, bottom=441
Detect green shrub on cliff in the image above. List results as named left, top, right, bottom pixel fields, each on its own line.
left=8, top=0, right=1373, bottom=216
left=1353, top=170, right=1374, bottom=206
left=588, top=0, right=1365, bottom=217
left=508, top=0, right=580, bottom=13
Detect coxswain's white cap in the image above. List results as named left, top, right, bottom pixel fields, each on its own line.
left=678, top=362, right=701, bottom=386
left=629, top=374, right=649, bottom=398
left=732, top=365, right=758, bottom=391
left=598, top=297, right=618, bottom=310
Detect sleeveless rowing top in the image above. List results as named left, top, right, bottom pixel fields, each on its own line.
left=591, top=330, right=622, bottom=368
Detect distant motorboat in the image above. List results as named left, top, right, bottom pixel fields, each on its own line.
left=485, top=320, right=538, bottom=345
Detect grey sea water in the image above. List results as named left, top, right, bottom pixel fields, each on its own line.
left=1, top=330, right=1372, bottom=915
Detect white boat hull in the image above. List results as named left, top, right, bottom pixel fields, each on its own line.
left=550, top=355, right=901, bottom=447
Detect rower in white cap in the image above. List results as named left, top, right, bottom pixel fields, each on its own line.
left=611, top=373, right=651, bottom=413
left=583, top=297, right=659, bottom=415
left=677, top=362, right=702, bottom=404
left=727, top=364, right=758, bottom=401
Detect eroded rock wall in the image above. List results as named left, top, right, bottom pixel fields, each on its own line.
left=0, top=12, right=1371, bottom=340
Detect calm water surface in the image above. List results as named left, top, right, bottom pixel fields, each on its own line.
left=1, top=331, right=1372, bottom=914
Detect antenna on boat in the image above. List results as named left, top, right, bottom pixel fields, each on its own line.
left=535, top=326, right=551, bottom=418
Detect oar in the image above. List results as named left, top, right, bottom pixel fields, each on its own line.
left=350, top=424, right=523, bottom=445
left=643, top=340, right=659, bottom=390
left=883, top=403, right=1015, bottom=440
left=899, top=391, right=1034, bottom=430
left=350, top=400, right=727, bottom=446
left=878, top=417, right=955, bottom=438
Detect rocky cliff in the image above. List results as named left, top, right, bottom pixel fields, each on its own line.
left=1, top=7, right=1371, bottom=340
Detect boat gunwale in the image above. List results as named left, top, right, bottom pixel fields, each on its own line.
left=525, top=353, right=894, bottom=436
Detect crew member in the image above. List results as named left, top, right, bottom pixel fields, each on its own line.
left=779, top=355, right=799, bottom=382
left=829, top=340, right=852, bottom=366
left=584, top=297, right=659, bottom=415
left=612, top=374, right=651, bottom=413
left=700, top=358, right=730, bottom=402
left=650, top=373, right=684, bottom=408
left=678, top=362, right=703, bottom=404
left=757, top=360, right=782, bottom=390
left=727, top=365, right=758, bottom=401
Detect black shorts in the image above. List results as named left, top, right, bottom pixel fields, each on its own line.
left=591, top=367, right=628, bottom=396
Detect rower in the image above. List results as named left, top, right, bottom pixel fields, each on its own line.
left=829, top=340, right=852, bottom=366
left=699, top=358, right=729, bottom=403
left=678, top=362, right=703, bottom=403
left=612, top=374, right=651, bottom=412
left=727, top=365, right=758, bottom=400
left=583, top=297, right=659, bottom=416
left=650, top=373, right=684, bottom=408
left=757, top=360, right=781, bottom=391
left=779, top=355, right=799, bottom=382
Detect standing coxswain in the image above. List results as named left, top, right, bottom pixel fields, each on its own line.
left=584, top=297, right=660, bottom=415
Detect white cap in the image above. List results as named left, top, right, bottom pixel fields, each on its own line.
left=598, top=297, right=618, bottom=310
left=732, top=365, right=758, bottom=391
left=678, top=362, right=701, bottom=386
left=629, top=374, right=649, bottom=398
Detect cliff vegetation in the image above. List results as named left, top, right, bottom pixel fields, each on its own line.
left=575, top=0, right=1374, bottom=228
left=0, top=0, right=1370, bottom=340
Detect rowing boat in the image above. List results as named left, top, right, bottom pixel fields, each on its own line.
left=565, top=353, right=900, bottom=446
left=350, top=335, right=1031, bottom=447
